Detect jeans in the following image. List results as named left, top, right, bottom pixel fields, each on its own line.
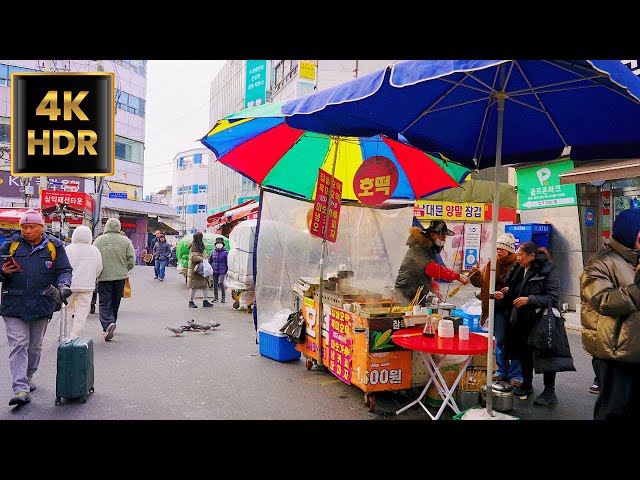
left=212, top=273, right=226, bottom=300
left=155, top=258, right=167, bottom=279
left=3, top=316, right=48, bottom=394
left=97, top=279, right=126, bottom=331
left=493, top=308, right=523, bottom=381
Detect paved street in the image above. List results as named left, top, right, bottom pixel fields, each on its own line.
left=0, top=266, right=596, bottom=421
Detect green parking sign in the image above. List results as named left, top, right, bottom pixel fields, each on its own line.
left=516, top=159, right=577, bottom=210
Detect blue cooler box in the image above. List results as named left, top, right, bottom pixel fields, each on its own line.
left=258, top=328, right=301, bottom=362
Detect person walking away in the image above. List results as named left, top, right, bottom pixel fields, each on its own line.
left=0, top=209, right=72, bottom=405
left=494, top=241, right=561, bottom=406
left=153, top=234, right=171, bottom=281
left=209, top=236, right=228, bottom=302
left=64, top=225, right=103, bottom=338
left=580, top=207, right=640, bottom=420
left=92, top=218, right=136, bottom=341
left=469, top=232, right=522, bottom=386
left=187, top=231, right=213, bottom=308
left=393, top=220, right=470, bottom=306
left=151, top=229, right=161, bottom=279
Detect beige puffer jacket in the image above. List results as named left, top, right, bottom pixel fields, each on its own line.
left=580, top=237, right=640, bottom=363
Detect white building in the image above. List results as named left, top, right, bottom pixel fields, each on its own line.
left=172, top=147, right=213, bottom=234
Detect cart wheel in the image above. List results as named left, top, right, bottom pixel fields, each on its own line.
left=81, top=397, right=87, bottom=403
left=233, top=301, right=240, bottom=309
left=305, top=359, right=313, bottom=370
left=55, top=397, right=61, bottom=405
left=89, top=387, right=95, bottom=394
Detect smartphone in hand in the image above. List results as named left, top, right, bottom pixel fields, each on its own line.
left=1, top=255, right=22, bottom=273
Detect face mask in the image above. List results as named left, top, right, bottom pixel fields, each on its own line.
left=216, top=243, right=223, bottom=249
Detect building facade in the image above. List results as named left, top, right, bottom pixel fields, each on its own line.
left=172, top=147, right=214, bottom=234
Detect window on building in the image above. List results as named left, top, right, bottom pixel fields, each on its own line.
left=115, top=89, right=146, bottom=117
left=273, top=60, right=300, bottom=92
left=198, top=184, right=207, bottom=193
left=191, top=184, right=199, bottom=194
left=114, top=135, right=143, bottom=164
left=0, top=123, right=9, bottom=143
left=187, top=204, right=198, bottom=214
left=242, top=177, right=257, bottom=190
left=194, top=153, right=202, bottom=165
left=0, top=64, right=38, bottom=87
left=198, top=204, right=207, bottom=213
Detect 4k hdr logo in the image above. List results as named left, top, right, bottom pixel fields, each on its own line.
left=10, top=72, right=115, bottom=176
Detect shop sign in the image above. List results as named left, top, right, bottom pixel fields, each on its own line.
left=328, top=306, right=353, bottom=385
left=309, top=168, right=342, bottom=243
left=244, top=60, right=267, bottom=108
left=463, top=223, right=482, bottom=270
left=108, top=192, right=128, bottom=199
left=296, top=297, right=328, bottom=364
left=41, top=189, right=94, bottom=213
left=585, top=208, right=595, bottom=226
left=353, top=156, right=398, bottom=206
left=414, top=200, right=485, bottom=221
left=517, top=160, right=577, bottom=210
left=299, top=60, right=316, bottom=80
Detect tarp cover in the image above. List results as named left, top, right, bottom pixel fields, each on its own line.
left=226, top=218, right=256, bottom=290
left=255, top=190, right=414, bottom=329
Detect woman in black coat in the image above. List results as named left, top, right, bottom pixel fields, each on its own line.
left=495, top=241, right=561, bottom=406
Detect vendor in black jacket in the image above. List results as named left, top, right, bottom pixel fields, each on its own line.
left=394, top=220, right=470, bottom=305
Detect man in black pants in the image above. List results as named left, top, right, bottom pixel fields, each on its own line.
left=151, top=230, right=161, bottom=279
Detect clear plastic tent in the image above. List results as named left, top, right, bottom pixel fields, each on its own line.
left=254, top=190, right=414, bottom=329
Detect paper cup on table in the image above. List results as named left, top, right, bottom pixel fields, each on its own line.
left=459, top=325, right=470, bottom=340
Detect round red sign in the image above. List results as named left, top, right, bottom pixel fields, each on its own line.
left=353, top=156, right=399, bottom=206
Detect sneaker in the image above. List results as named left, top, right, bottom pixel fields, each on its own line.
left=492, top=373, right=505, bottom=382
left=510, top=378, right=523, bottom=387
left=154, top=276, right=158, bottom=279
left=212, top=298, right=218, bottom=303
left=104, top=322, right=116, bottom=341
left=189, top=301, right=198, bottom=308
left=534, top=389, right=558, bottom=406
left=221, top=299, right=226, bottom=303
left=28, top=378, right=36, bottom=392
left=9, top=391, right=31, bottom=406
left=588, top=383, right=600, bottom=394
left=159, top=277, right=164, bottom=282
left=202, top=300, right=214, bottom=307
left=513, top=384, right=534, bottom=397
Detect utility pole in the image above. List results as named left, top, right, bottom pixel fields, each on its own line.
left=38, top=60, right=53, bottom=203
left=92, top=60, right=106, bottom=237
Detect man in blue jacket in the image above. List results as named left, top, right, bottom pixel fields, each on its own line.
left=0, top=209, right=73, bottom=406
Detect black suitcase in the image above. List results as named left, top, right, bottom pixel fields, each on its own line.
left=55, top=303, right=95, bottom=405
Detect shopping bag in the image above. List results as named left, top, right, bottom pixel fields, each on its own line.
left=202, top=260, right=213, bottom=277
left=123, top=277, right=131, bottom=298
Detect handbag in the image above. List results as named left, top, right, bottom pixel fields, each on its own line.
left=279, top=309, right=306, bottom=344
left=123, top=276, right=132, bottom=298
left=528, top=300, right=575, bottom=373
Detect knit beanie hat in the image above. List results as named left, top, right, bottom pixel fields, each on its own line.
left=612, top=208, right=640, bottom=248
left=19, top=208, right=45, bottom=226
left=496, top=232, right=516, bottom=254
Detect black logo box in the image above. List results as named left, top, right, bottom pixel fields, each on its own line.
left=11, top=72, right=115, bottom=176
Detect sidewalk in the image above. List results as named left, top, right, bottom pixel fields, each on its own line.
left=563, top=309, right=582, bottom=332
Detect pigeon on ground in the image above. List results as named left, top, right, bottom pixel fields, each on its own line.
left=207, top=321, right=221, bottom=329
left=166, top=326, right=185, bottom=336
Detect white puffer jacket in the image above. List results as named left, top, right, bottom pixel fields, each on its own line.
left=65, top=225, right=103, bottom=292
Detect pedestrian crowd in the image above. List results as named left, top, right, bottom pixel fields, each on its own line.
left=0, top=211, right=229, bottom=407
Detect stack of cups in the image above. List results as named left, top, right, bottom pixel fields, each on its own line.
left=459, top=325, right=470, bottom=340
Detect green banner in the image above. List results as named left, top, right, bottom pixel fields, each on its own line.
left=516, top=159, right=577, bottom=210
left=245, top=60, right=267, bottom=108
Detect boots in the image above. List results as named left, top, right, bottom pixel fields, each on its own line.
left=203, top=300, right=214, bottom=307
left=188, top=300, right=198, bottom=308
left=534, top=387, right=557, bottom=406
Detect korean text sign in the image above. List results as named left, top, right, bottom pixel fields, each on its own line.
left=309, top=168, right=342, bottom=243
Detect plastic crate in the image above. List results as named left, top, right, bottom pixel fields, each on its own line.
left=258, top=329, right=301, bottom=362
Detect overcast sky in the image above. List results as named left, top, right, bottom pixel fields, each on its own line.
left=143, top=60, right=226, bottom=195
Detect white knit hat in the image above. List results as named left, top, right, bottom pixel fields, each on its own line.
left=496, top=232, right=516, bottom=253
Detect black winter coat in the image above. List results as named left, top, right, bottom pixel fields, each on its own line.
left=501, top=253, right=560, bottom=360
left=394, top=227, right=440, bottom=305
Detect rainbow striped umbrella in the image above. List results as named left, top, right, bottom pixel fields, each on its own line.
left=200, top=102, right=471, bottom=203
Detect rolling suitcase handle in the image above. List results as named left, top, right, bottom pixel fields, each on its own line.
left=59, top=302, right=68, bottom=342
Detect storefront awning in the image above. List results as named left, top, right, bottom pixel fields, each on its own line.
left=559, top=159, right=640, bottom=184
left=147, top=218, right=179, bottom=235
left=207, top=199, right=259, bottom=227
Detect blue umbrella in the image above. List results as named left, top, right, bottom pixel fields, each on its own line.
left=282, top=60, right=640, bottom=416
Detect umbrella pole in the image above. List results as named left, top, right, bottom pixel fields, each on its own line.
left=486, top=94, right=506, bottom=417
left=316, top=137, right=340, bottom=371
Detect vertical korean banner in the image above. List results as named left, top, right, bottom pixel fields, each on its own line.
left=245, top=60, right=267, bottom=108
left=309, top=169, right=342, bottom=243
left=328, top=306, right=352, bottom=384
